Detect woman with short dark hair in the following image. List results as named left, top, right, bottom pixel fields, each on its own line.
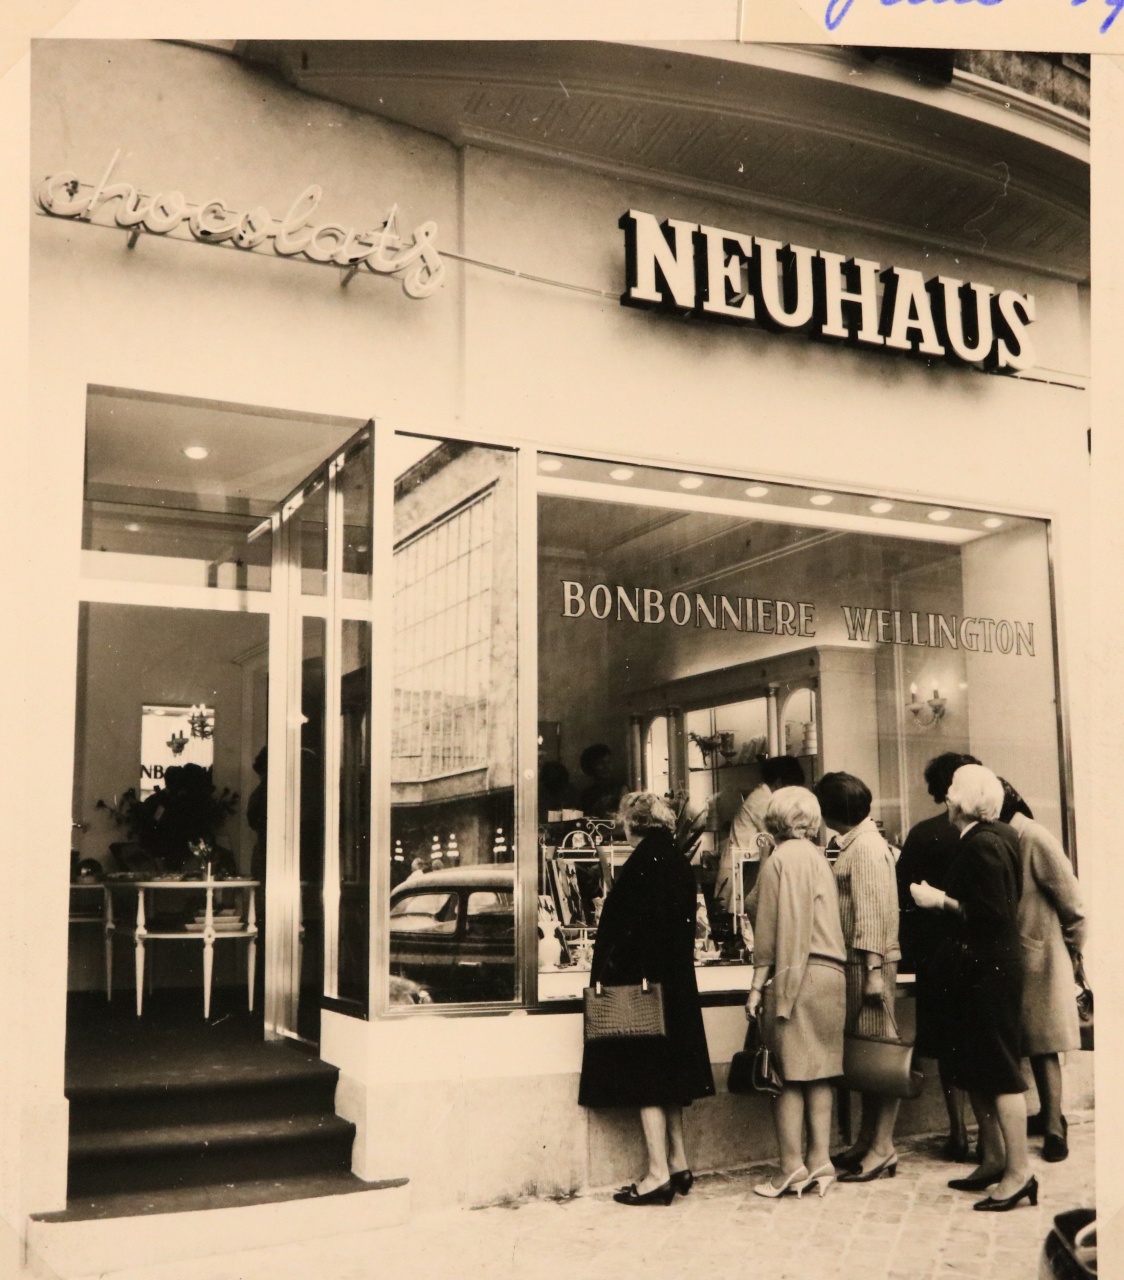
left=579, top=792, right=715, bottom=1205
left=815, top=772, right=902, bottom=1181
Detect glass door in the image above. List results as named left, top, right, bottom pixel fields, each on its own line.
left=264, top=427, right=373, bottom=1042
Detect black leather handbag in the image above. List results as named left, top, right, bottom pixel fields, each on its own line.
left=842, top=996, right=923, bottom=1100
left=728, top=1008, right=782, bottom=1097
left=1074, top=952, right=1094, bottom=1051
left=582, top=978, right=667, bottom=1042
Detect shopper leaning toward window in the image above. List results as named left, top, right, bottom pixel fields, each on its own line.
left=578, top=791, right=715, bottom=1206
left=745, top=786, right=847, bottom=1199
left=998, top=777, right=1086, bottom=1164
left=814, top=772, right=903, bottom=1182
left=911, top=764, right=1035, bottom=1211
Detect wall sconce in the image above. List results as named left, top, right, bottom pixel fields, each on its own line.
left=908, top=683, right=946, bottom=727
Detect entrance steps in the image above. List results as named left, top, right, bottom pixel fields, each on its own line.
left=26, top=1172, right=409, bottom=1278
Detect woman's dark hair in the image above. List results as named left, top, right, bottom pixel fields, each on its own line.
left=998, top=778, right=1034, bottom=824
left=814, top=772, right=872, bottom=827
left=579, top=743, right=612, bottom=777
left=760, top=756, right=807, bottom=789
left=923, top=752, right=981, bottom=804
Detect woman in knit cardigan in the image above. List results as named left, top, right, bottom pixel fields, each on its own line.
left=745, top=787, right=847, bottom=1199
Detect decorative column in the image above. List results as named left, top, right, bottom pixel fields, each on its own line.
left=667, top=706, right=685, bottom=794
left=765, top=684, right=781, bottom=757
left=628, top=715, right=645, bottom=791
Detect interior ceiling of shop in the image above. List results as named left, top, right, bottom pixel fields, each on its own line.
left=538, top=494, right=955, bottom=593
left=85, top=387, right=364, bottom=513
left=237, top=40, right=1089, bottom=284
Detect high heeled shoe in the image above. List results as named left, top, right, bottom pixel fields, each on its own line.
left=830, top=1149, right=865, bottom=1173
left=612, top=1180, right=676, bottom=1206
left=948, top=1171, right=1002, bottom=1192
left=838, top=1152, right=898, bottom=1183
left=752, top=1165, right=808, bottom=1198
left=795, top=1163, right=836, bottom=1198
left=669, top=1169, right=694, bottom=1196
left=973, top=1176, right=1038, bottom=1212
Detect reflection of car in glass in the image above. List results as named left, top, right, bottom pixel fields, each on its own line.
left=389, top=865, right=515, bottom=1003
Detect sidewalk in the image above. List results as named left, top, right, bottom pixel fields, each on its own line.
left=81, top=1115, right=1094, bottom=1280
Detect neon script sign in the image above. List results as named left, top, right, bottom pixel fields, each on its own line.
left=619, top=208, right=1036, bottom=372
left=36, top=157, right=445, bottom=298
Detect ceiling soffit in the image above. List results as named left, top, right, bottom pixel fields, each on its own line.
left=240, top=41, right=1089, bottom=284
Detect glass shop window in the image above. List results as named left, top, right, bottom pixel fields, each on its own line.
left=536, top=452, right=1066, bottom=1000
left=386, top=435, right=519, bottom=1007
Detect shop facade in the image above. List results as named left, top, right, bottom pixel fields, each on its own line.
left=14, top=36, right=1091, bottom=1247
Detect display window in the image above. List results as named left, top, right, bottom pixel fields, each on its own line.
left=536, top=451, right=1067, bottom=1000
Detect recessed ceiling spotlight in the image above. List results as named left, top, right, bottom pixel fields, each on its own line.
left=124, top=522, right=142, bottom=533
left=679, top=476, right=704, bottom=490
left=982, top=517, right=1004, bottom=529
left=609, top=468, right=634, bottom=482
left=745, top=485, right=769, bottom=499
left=538, top=458, right=563, bottom=473
left=182, top=445, right=210, bottom=461
left=869, top=501, right=893, bottom=514
left=928, top=510, right=952, bottom=522
left=809, top=494, right=833, bottom=507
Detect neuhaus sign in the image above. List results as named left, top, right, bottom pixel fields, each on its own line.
left=619, top=208, right=1036, bottom=372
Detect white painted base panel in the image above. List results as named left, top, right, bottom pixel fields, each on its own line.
left=25, top=1181, right=410, bottom=1279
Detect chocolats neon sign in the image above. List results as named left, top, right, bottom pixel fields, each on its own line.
left=619, top=208, right=1035, bottom=372
left=36, top=157, right=444, bottom=298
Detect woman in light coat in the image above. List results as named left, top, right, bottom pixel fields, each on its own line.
left=999, top=780, right=1086, bottom=1163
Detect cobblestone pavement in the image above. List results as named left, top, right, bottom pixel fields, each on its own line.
left=102, top=1115, right=1094, bottom=1280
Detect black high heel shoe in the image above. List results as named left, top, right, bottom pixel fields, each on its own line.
left=830, top=1150, right=865, bottom=1173
left=669, top=1170, right=694, bottom=1196
left=973, top=1176, right=1038, bottom=1212
left=838, top=1153, right=898, bottom=1183
left=613, top=1181, right=676, bottom=1206
left=948, top=1171, right=1002, bottom=1192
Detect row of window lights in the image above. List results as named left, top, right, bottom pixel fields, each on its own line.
left=537, top=457, right=1005, bottom=530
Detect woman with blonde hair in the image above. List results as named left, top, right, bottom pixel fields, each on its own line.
left=911, top=763, right=1033, bottom=1211
left=579, top=792, right=715, bottom=1205
left=745, top=786, right=846, bottom=1199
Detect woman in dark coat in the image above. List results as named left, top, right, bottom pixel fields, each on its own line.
left=579, top=791, right=715, bottom=1205
left=910, top=764, right=1034, bottom=1212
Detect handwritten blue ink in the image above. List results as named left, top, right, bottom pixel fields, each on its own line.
left=1074, top=0, right=1124, bottom=33
left=825, top=0, right=856, bottom=28
left=827, top=0, right=1003, bottom=29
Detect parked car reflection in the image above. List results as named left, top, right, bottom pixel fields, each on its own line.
left=389, top=865, right=515, bottom=1003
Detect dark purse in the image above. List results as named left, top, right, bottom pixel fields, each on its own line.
left=582, top=978, right=667, bottom=1042
left=842, top=995, right=923, bottom=1100
left=728, top=1006, right=783, bottom=1097
left=1074, top=952, right=1094, bottom=1051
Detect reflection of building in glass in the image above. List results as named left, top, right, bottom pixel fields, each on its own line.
left=390, top=443, right=517, bottom=877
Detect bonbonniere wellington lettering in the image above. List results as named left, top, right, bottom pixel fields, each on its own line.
left=560, top=581, right=1035, bottom=657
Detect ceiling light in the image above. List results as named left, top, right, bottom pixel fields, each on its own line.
left=679, top=476, right=704, bottom=490
left=745, top=485, right=769, bottom=499
left=182, top=445, right=210, bottom=461
left=538, top=458, right=563, bottom=473
left=982, top=517, right=1004, bottom=529
left=124, top=522, right=142, bottom=533
left=609, top=468, right=634, bottom=482
left=927, top=510, right=951, bottom=522
left=809, top=494, right=833, bottom=507
left=869, top=501, right=893, bottom=514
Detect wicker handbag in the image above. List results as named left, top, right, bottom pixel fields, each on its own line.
left=841, top=996, right=922, bottom=1100
left=583, top=978, right=667, bottom=1042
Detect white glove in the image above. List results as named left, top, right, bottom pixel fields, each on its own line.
left=910, top=880, right=946, bottom=911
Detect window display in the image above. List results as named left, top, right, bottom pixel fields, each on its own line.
left=537, top=453, right=1065, bottom=999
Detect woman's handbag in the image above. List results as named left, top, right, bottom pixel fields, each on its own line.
left=1074, top=952, right=1094, bottom=1051
left=582, top=978, right=667, bottom=1042
left=728, top=1007, right=783, bottom=1097
left=842, top=996, right=923, bottom=1100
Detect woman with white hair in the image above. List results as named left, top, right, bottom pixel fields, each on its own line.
left=745, top=786, right=847, bottom=1199
left=910, top=763, right=1033, bottom=1212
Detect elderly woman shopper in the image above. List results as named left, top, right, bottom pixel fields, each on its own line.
left=814, top=772, right=902, bottom=1182
left=579, top=792, right=715, bottom=1206
left=999, top=779, right=1086, bottom=1163
left=745, top=787, right=846, bottom=1199
left=911, top=764, right=1034, bottom=1211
